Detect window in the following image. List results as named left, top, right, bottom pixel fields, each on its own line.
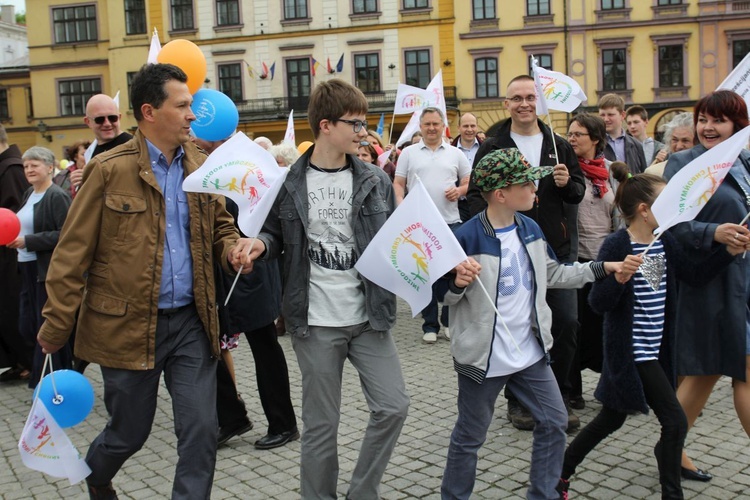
left=657, top=0, right=681, bottom=4
left=601, top=0, right=625, bottom=8
left=59, top=78, right=101, bottom=116
left=658, top=45, right=683, bottom=87
left=171, top=0, right=194, bottom=31
left=404, top=49, right=431, bottom=88
left=475, top=58, right=498, bottom=98
left=284, top=0, right=308, bottom=19
left=216, top=0, right=240, bottom=25
left=530, top=54, right=552, bottom=73
left=527, top=0, right=550, bottom=15
left=403, top=0, right=429, bottom=9
left=602, top=48, right=627, bottom=90
left=124, top=0, right=146, bottom=35
left=473, top=0, right=495, bottom=19
left=127, top=72, right=137, bottom=109
left=286, top=58, right=311, bottom=111
left=53, top=5, right=98, bottom=43
left=353, top=0, right=378, bottom=14
left=734, top=40, right=750, bottom=68
left=218, top=63, right=243, bottom=102
left=0, top=89, right=8, bottom=120
left=354, top=53, right=380, bottom=93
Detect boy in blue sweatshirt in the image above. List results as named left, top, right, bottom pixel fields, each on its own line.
left=440, top=148, right=627, bottom=500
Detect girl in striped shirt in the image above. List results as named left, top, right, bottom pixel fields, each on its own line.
left=557, top=172, right=743, bottom=500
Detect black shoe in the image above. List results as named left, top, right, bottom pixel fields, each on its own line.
left=681, top=466, right=712, bottom=482
left=569, top=395, right=585, bottom=410
left=217, top=420, right=253, bottom=447
left=87, top=482, right=118, bottom=500
left=565, top=403, right=580, bottom=433
left=254, top=428, right=300, bottom=450
left=506, top=400, right=535, bottom=430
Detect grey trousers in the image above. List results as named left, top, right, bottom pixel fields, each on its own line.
left=292, top=322, right=410, bottom=499
left=86, top=305, right=218, bottom=500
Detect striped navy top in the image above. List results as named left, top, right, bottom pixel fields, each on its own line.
left=630, top=240, right=667, bottom=363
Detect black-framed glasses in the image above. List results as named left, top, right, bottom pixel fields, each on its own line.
left=92, top=115, right=119, bottom=125
left=566, top=132, right=590, bottom=139
left=333, top=118, right=368, bottom=133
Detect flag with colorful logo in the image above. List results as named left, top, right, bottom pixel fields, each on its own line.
left=718, top=51, right=750, bottom=105
left=393, top=71, right=448, bottom=126
left=531, top=56, right=587, bottom=113
left=654, top=126, right=750, bottom=234
left=18, top=398, right=91, bottom=484
left=355, top=178, right=468, bottom=316
left=284, top=110, right=296, bottom=146
left=182, top=132, right=288, bottom=237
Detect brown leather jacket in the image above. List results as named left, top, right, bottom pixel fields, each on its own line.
left=39, top=131, right=238, bottom=369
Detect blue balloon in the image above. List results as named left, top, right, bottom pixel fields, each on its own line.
left=34, top=370, right=95, bottom=428
left=190, top=89, right=239, bottom=141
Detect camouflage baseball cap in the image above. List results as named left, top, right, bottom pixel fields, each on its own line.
left=473, top=148, right=554, bottom=191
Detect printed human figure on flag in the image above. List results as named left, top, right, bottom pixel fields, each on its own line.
left=355, top=178, right=467, bottom=315
left=182, top=132, right=288, bottom=238
left=531, top=56, right=587, bottom=114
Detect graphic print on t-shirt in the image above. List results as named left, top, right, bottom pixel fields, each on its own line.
left=307, top=169, right=357, bottom=271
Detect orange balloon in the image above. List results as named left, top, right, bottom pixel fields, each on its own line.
left=157, top=39, right=207, bottom=94
left=297, top=141, right=313, bottom=154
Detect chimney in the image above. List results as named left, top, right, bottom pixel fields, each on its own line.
left=0, top=5, right=15, bottom=25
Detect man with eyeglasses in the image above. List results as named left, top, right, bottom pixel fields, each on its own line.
left=240, top=79, right=409, bottom=499
left=394, top=107, right=472, bottom=344
left=466, top=74, right=585, bottom=433
left=83, top=94, right=133, bottom=163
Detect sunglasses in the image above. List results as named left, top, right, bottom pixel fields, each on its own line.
left=92, top=115, right=119, bottom=125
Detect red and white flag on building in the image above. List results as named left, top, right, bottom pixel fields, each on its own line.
left=355, top=178, right=467, bottom=316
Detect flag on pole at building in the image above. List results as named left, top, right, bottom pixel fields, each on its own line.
left=327, top=57, right=333, bottom=74
left=311, top=57, right=321, bottom=77
left=182, top=132, right=288, bottom=238
left=147, top=27, right=161, bottom=64
left=376, top=113, right=385, bottom=136
left=261, top=62, right=269, bottom=79
left=245, top=61, right=255, bottom=79
left=336, top=53, right=345, bottom=73
left=18, top=398, right=91, bottom=485
left=355, top=178, right=468, bottom=316
left=531, top=56, right=587, bottom=114
left=284, top=110, right=296, bottom=146
left=718, top=51, right=750, bottom=105
left=269, top=62, right=276, bottom=80
left=653, top=125, right=750, bottom=235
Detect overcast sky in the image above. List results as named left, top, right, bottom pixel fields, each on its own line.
left=3, top=1, right=25, bottom=14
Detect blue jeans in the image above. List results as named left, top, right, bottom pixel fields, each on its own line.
left=442, top=357, right=567, bottom=500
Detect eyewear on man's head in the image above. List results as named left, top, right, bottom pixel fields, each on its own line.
left=92, top=115, right=119, bottom=125
left=333, top=118, right=368, bottom=133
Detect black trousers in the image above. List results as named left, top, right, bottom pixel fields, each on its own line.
left=562, top=360, right=687, bottom=499
left=216, top=322, right=297, bottom=434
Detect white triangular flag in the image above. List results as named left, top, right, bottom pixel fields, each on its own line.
left=112, top=91, right=120, bottom=110
left=532, top=57, right=587, bottom=113
left=655, top=126, right=750, bottom=234
left=377, top=149, right=391, bottom=169
left=147, top=27, right=161, bottom=64
left=182, top=132, right=288, bottom=237
left=284, top=110, right=295, bottom=146
left=395, top=111, right=421, bottom=149
left=18, top=398, right=91, bottom=485
left=355, top=178, right=467, bottom=316
left=718, top=51, right=750, bottom=105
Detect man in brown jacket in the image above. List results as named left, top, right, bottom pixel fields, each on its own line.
left=37, top=64, right=253, bottom=500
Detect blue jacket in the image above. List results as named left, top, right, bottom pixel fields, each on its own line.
left=444, top=211, right=606, bottom=383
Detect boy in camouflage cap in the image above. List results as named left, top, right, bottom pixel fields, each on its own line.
left=440, top=149, right=625, bottom=499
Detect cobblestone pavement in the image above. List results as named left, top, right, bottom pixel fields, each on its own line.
left=1, top=299, right=749, bottom=499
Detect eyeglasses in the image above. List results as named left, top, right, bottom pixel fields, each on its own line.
left=92, top=115, right=119, bottom=125
left=566, top=132, right=590, bottom=139
left=333, top=118, right=368, bottom=133
left=508, top=95, right=537, bottom=104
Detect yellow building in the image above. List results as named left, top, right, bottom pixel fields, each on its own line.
left=14, top=0, right=750, bottom=158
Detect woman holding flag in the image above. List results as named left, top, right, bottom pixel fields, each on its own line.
left=664, top=89, right=750, bottom=481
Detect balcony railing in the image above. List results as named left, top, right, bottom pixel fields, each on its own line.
left=236, top=86, right=459, bottom=122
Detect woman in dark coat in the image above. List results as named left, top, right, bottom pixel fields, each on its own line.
left=663, top=90, right=750, bottom=480
left=6, top=146, right=73, bottom=388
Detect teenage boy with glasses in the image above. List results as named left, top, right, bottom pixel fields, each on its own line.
left=239, top=79, right=410, bottom=499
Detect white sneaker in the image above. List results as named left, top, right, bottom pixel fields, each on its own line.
left=422, top=332, right=437, bottom=344
left=443, top=328, right=450, bottom=340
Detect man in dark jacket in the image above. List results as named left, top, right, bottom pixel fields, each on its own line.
left=467, top=75, right=585, bottom=432
left=0, top=124, right=31, bottom=381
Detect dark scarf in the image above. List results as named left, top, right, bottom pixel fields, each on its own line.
left=578, top=156, right=609, bottom=198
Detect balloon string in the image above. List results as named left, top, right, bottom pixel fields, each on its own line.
left=40, top=353, right=60, bottom=399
